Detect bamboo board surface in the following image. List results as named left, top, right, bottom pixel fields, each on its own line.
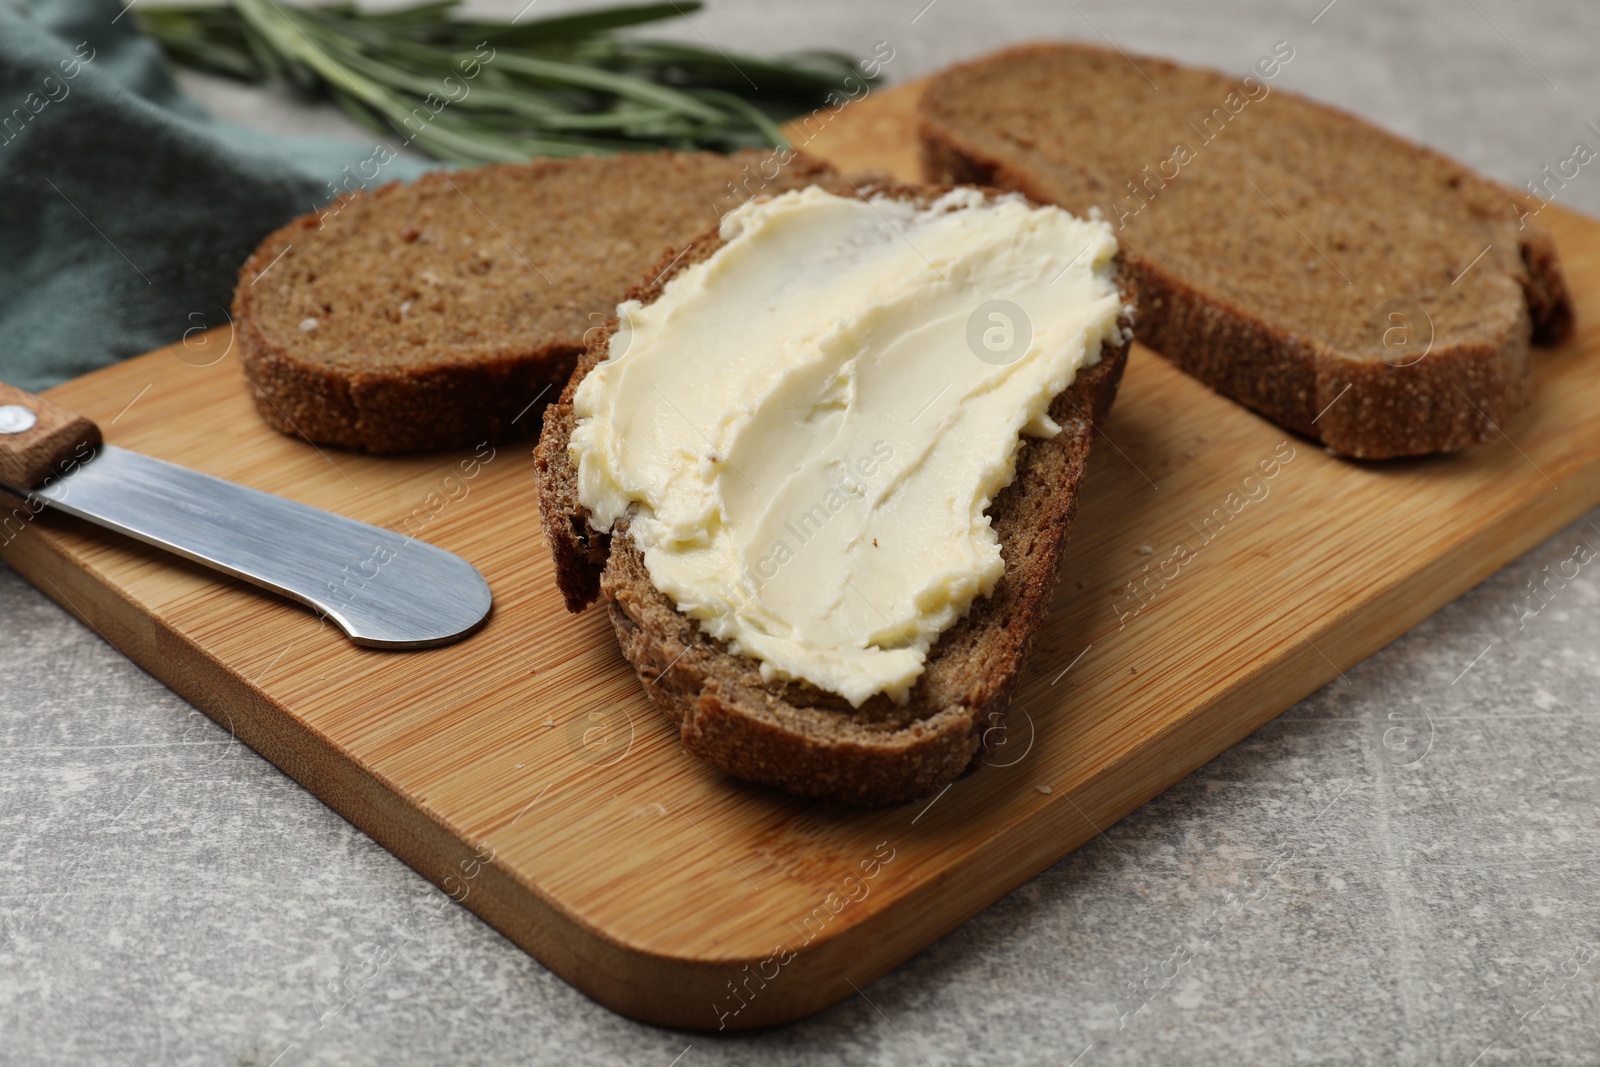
left=5, top=82, right=1600, bottom=1030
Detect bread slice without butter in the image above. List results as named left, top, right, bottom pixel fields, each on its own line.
left=536, top=184, right=1132, bottom=806
left=232, top=151, right=838, bottom=454
left=920, top=43, right=1574, bottom=459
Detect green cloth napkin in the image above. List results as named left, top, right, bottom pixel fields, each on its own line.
left=0, top=0, right=433, bottom=391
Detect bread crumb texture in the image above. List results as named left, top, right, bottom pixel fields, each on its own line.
left=233, top=151, right=836, bottom=453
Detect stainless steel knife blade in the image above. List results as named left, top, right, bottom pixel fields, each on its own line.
left=20, top=445, right=492, bottom=649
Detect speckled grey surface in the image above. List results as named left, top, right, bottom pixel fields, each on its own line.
left=5, top=1, right=1600, bottom=1064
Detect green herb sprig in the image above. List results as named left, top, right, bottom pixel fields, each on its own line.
left=137, top=0, right=871, bottom=163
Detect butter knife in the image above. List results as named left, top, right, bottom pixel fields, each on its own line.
left=0, top=381, right=491, bottom=648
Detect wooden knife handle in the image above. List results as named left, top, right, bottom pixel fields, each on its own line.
left=0, top=381, right=102, bottom=492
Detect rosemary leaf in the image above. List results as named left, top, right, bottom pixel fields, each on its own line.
left=136, top=0, right=872, bottom=166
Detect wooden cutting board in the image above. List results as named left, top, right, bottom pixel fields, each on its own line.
left=5, top=82, right=1600, bottom=1030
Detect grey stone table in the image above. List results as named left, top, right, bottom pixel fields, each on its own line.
left=5, top=1, right=1600, bottom=1064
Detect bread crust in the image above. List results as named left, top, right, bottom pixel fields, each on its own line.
left=232, top=152, right=838, bottom=454
left=535, top=183, right=1131, bottom=805
left=919, top=42, right=1574, bottom=459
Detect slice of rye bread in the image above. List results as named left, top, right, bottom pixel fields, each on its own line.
left=535, top=184, right=1133, bottom=806
left=919, top=43, right=1574, bottom=459
left=232, top=150, right=839, bottom=454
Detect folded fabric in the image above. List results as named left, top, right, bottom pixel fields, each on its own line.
left=0, top=0, right=433, bottom=391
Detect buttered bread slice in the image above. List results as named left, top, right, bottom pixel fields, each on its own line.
left=920, top=43, right=1574, bottom=458
left=536, top=184, right=1132, bottom=806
